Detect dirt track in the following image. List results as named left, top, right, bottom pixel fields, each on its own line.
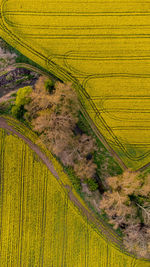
left=0, top=116, right=129, bottom=251
left=0, top=117, right=60, bottom=180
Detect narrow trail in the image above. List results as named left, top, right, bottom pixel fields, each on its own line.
left=0, top=62, right=127, bottom=171
left=0, top=117, right=60, bottom=180
left=0, top=116, right=128, bottom=251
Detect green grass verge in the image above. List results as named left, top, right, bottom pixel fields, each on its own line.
left=77, top=111, right=123, bottom=180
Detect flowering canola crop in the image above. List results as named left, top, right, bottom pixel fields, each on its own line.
left=0, top=123, right=149, bottom=266
left=1, top=0, right=150, bottom=170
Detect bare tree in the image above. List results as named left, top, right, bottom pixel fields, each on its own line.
left=26, top=77, right=97, bottom=181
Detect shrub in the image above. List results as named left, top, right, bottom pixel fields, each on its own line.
left=65, top=167, right=82, bottom=192
left=44, top=79, right=55, bottom=94
left=11, top=105, right=26, bottom=119
left=11, top=86, right=32, bottom=119
left=86, top=178, right=99, bottom=191
left=15, top=86, right=32, bottom=106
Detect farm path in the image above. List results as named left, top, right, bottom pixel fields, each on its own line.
left=0, top=116, right=125, bottom=249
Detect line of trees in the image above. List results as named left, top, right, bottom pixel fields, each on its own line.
left=11, top=76, right=150, bottom=258
left=23, top=76, right=98, bottom=188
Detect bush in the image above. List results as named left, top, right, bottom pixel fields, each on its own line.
left=0, top=102, right=13, bottom=115
left=15, top=86, right=32, bottom=106
left=64, top=167, right=82, bottom=192
left=11, top=105, right=26, bottom=119
left=44, top=79, right=55, bottom=94
left=11, top=86, right=32, bottom=119
left=85, top=178, right=99, bottom=191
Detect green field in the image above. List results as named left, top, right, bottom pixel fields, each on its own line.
left=1, top=0, right=150, bottom=170
left=0, top=120, right=149, bottom=266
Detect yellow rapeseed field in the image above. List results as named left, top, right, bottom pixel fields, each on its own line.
left=1, top=0, right=150, bottom=170
left=0, top=122, right=149, bottom=266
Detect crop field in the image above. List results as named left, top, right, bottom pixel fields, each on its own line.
left=0, top=121, right=149, bottom=266
left=1, top=0, right=150, bottom=170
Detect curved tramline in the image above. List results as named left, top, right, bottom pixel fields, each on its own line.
left=1, top=0, right=150, bottom=170
left=0, top=117, right=149, bottom=266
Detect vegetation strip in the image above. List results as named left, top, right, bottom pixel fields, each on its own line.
left=0, top=118, right=149, bottom=266
left=0, top=116, right=123, bottom=246
left=0, top=70, right=149, bottom=259
left=1, top=0, right=150, bottom=170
